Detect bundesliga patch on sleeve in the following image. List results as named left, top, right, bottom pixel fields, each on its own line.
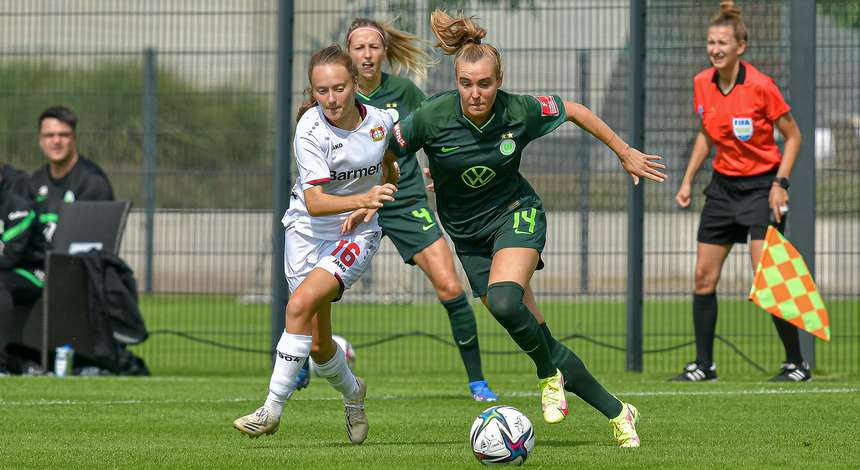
left=535, top=95, right=559, bottom=116
left=393, top=122, right=407, bottom=148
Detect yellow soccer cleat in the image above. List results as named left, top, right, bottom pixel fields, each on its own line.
left=344, top=377, right=369, bottom=444
left=538, top=369, right=568, bottom=424
left=610, top=402, right=641, bottom=448
left=233, top=405, right=280, bottom=438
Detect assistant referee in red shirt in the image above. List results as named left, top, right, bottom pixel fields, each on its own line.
left=673, top=1, right=808, bottom=382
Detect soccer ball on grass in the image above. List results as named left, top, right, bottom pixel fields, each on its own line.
left=470, top=405, right=535, bottom=465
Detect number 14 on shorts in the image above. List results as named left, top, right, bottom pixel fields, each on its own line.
left=513, top=208, right=537, bottom=234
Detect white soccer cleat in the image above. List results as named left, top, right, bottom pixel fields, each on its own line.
left=233, top=405, right=280, bottom=438
left=344, top=377, right=368, bottom=444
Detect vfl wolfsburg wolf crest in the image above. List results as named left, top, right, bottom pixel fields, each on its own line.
left=461, top=166, right=496, bottom=188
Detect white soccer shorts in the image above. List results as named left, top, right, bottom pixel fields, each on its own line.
left=284, top=226, right=382, bottom=299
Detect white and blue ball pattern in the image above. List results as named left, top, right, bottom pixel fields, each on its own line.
left=470, top=406, right=535, bottom=466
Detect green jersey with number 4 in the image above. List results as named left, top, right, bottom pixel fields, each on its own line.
left=390, top=90, right=567, bottom=240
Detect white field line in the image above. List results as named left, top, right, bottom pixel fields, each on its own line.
left=1, top=387, right=858, bottom=407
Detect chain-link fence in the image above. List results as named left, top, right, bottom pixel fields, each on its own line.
left=1, top=1, right=857, bottom=377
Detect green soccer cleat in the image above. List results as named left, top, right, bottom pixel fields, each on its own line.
left=610, top=402, right=641, bottom=448
left=233, top=405, right=280, bottom=438
left=344, top=377, right=368, bottom=444
left=538, top=369, right=568, bottom=424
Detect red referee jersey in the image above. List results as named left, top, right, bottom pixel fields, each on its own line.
left=693, top=61, right=791, bottom=177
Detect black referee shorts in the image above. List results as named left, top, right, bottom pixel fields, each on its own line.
left=697, top=170, right=785, bottom=245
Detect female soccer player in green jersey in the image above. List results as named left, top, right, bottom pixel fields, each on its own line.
left=344, top=17, right=498, bottom=401
left=390, top=10, right=666, bottom=447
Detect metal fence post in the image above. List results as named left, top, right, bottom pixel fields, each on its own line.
left=142, top=47, right=157, bottom=294
left=627, top=0, right=646, bottom=372
left=578, top=50, right=590, bottom=294
left=790, top=0, right=817, bottom=367
left=272, top=0, right=295, bottom=353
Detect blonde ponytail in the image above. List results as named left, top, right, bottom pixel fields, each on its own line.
left=429, top=10, right=502, bottom=79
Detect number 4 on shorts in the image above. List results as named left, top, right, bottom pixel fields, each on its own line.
left=411, top=208, right=436, bottom=231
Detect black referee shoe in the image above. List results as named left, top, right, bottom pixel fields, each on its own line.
left=672, top=361, right=718, bottom=382
left=769, top=362, right=812, bottom=382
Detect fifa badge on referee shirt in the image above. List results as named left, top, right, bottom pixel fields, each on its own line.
left=370, top=126, right=386, bottom=141
left=732, top=117, right=753, bottom=141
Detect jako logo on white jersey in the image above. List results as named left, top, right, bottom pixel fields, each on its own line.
left=330, top=162, right=382, bottom=181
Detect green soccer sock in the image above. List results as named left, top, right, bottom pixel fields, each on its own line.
left=540, top=323, right=623, bottom=418
left=486, top=282, right=556, bottom=379
left=441, top=293, right=485, bottom=383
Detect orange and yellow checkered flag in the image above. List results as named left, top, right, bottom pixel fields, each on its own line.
left=749, top=226, right=830, bottom=341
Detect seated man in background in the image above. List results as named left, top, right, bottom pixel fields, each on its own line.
left=31, top=106, right=114, bottom=245
left=0, top=165, right=46, bottom=375
left=0, top=106, right=117, bottom=375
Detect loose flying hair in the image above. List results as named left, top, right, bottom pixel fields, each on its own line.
left=296, top=44, right=359, bottom=122
left=345, top=18, right=435, bottom=80
left=38, top=105, right=78, bottom=132
left=710, top=0, right=749, bottom=46
left=429, top=10, right=503, bottom=81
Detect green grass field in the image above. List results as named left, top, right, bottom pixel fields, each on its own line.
left=2, top=372, right=859, bottom=468
left=129, top=295, right=860, bottom=378
left=2, top=296, right=859, bottom=468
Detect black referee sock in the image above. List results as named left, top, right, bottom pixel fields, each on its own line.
left=441, top=293, right=484, bottom=383
left=486, top=282, right=556, bottom=379
left=693, top=292, right=718, bottom=367
left=539, top=323, right=623, bottom=419
left=771, top=316, right=805, bottom=365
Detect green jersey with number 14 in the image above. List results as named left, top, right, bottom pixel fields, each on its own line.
left=390, top=90, right=567, bottom=240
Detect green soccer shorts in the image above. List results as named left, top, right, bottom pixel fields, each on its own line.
left=378, top=199, right=445, bottom=265
left=452, top=205, right=547, bottom=298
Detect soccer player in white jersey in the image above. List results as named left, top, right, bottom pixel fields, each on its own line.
left=233, top=44, right=399, bottom=444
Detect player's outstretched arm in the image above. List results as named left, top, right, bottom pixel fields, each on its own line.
left=563, top=100, right=666, bottom=185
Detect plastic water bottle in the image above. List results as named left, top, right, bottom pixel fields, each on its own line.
left=55, top=344, right=74, bottom=378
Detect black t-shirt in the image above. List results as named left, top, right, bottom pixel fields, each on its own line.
left=30, top=156, right=114, bottom=243
left=0, top=173, right=45, bottom=276
left=0, top=164, right=32, bottom=200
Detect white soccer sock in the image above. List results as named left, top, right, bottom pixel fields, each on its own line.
left=314, top=342, right=359, bottom=400
left=264, top=331, right=311, bottom=417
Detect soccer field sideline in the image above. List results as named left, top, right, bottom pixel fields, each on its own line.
left=3, top=383, right=858, bottom=408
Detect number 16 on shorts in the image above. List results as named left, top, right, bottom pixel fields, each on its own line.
left=285, top=229, right=381, bottom=293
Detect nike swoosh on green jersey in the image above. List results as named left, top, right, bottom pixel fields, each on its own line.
left=422, top=223, right=436, bottom=231
left=440, top=146, right=460, bottom=153
left=457, top=335, right=476, bottom=346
